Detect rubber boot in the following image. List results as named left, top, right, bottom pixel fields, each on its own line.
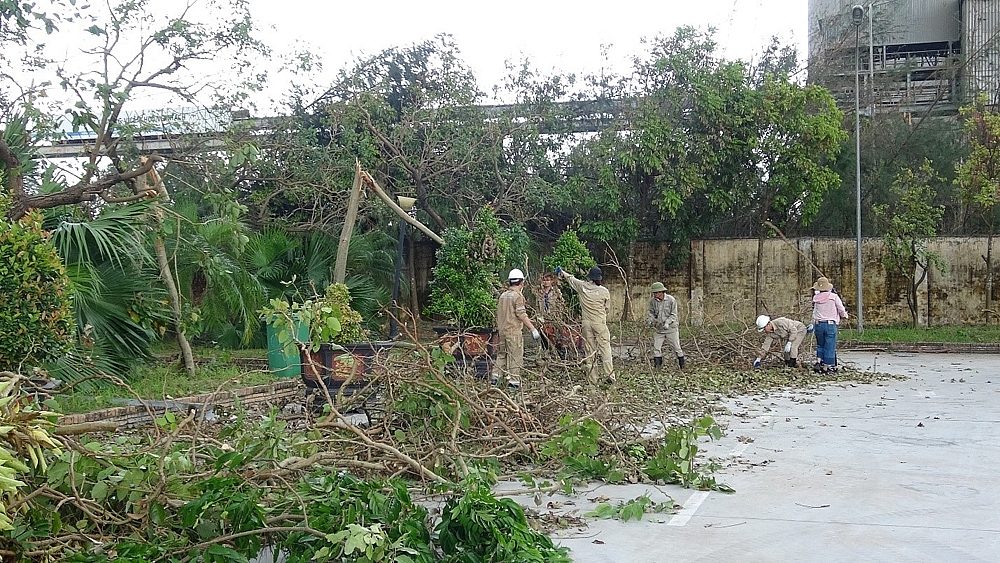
left=677, top=356, right=685, bottom=369
left=786, top=357, right=797, bottom=368
left=653, top=356, right=663, bottom=370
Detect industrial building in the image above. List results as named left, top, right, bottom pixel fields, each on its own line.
left=808, top=0, right=1000, bottom=115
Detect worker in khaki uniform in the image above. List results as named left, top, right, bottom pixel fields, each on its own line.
left=647, top=282, right=685, bottom=369
left=753, top=315, right=807, bottom=368
left=556, top=265, right=615, bottom=385
left=495, top=268, right=540, bottom=388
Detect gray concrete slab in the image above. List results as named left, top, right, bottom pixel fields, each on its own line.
left=512, top=352, right=1000, bottom=562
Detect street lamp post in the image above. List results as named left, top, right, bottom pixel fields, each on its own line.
left=389, top=196, right=417, bottom=340
left=852, top=4, right=865, bottom=333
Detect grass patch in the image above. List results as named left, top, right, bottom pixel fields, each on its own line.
left=840, top=325, right=1000, bottom=343
left=119, top=363, right=276, bottom=398
left=54, top=351, right=280, bottom=415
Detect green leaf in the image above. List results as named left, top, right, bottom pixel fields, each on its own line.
left=585, top=502, right=616, bottom=519
left=344, top=532, right=366, bottom=555
left=149, top=502, right=167, bottom=526
left=91, top=481, right=109, bottom=502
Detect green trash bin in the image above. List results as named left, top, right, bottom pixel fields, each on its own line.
left=264, top=316, right=309, bottom=377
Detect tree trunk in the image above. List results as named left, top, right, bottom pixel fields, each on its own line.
left=408, top=231, right=420, bottom=322
left=0, top=138, right=25, bottom=221
left=986, top=213, right=994, bottom=326
left=621, top=242, right=635, bottom=322
left=154, top=235, right=196, bottom=378
left=333, top=162, right=363, bottom=284
left=909, top=257, right=924, bottom=329
left=140, top=162, right=196, bottom=378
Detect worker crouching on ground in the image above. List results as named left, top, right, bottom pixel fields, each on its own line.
left=754, top=315, right=807, bottom=368
left=494, top=268, right=540, bottom=389
left=647, top=282, right=685, bottom=370
left=556, top=265, right=615, bottom=385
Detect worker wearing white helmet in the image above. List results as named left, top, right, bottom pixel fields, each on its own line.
left=754, top=314, right=808, bottom=369
left=494, top=268, right=540, bottom=389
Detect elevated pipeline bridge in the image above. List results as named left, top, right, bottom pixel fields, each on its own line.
left=36, top=99, right=633, bottom=158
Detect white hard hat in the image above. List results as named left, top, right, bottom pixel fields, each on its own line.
left=755, top=315, right=771, bottom=332
left=508, top=268, right=525, bottom=281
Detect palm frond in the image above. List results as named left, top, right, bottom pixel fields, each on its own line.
left=244, top=229, right=299, bottom=297
left=345, top=274, right=392, bottom=335
left=66, top=262, right=161, bottom=365
left=43, top=344, right=128, bottom=390
left=301, top=232, right=339, bottom=291
left=197, top=250, right=267, bottom=347
left=50, top=202, right=153, bottom=269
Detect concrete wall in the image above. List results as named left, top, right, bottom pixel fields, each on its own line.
left=413, top=236, right=997, bottom=328
left=615, top=237, right=994, bottom=327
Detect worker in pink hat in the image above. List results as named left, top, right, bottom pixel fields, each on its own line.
left=811, top=276, right=849, bottom=372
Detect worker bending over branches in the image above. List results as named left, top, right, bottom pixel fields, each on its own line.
left=754, top=315, right=809, bottom=368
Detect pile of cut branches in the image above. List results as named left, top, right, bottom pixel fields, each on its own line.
left=0, top=319, right=893, bottom=561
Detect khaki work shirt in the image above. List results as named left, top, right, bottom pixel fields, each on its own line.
left=760, top=317, right=807, bottom=353
left=497, top=288, right=530, bottom=335
left=563, top=274, right=610, bottom=324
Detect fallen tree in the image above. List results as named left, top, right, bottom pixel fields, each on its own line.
left=0, top=317, right=888, bottom=561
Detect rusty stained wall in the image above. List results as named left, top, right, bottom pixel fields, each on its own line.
left=622, top=237, right=996, bottom=327
left=412, top=236, right=997, bottom=327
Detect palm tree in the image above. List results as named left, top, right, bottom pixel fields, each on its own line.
left=246, top=229, right=397, bottom=338
left=47, top=201, right=165, bottom=377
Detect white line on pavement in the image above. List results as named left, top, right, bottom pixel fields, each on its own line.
left=667, top=436, right=753, bottom=526
left=667, top=491, right=710, bottom=526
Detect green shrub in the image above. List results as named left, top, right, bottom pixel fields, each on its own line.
left=436, top=467, right=571, bottom=562
left=542, top=228, right=595, bottom=275
left=0, top=210, right=75, bottom=371
left=426, top=206, right=510, bottom=329
left=542, top=228, right=596, bottom=314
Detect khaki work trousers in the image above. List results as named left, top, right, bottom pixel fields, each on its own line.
left=582, top=319, right=614, bottom=384
left=495, top=331, right=524, bottom=384
left=784, top=328, right=807, bottom=360
left=652, top=328, right=683, bottom=358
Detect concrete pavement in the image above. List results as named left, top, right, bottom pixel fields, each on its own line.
left=518, top=352, right=1000, bottom=562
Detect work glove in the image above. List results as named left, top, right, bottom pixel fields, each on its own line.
left=753, top=358, right=761, bottom=369
left=555, top=266, right=563, bottom=276
left=531, top=328, right=540, bottom=340
left=784, top=342, right=792, bottom=354
left=806, top=323, right=815, bottom=334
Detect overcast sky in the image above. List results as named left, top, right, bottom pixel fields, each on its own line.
left=19, top=0, right=808, bottom=116
left=249, top=0, right=808, bottom=107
